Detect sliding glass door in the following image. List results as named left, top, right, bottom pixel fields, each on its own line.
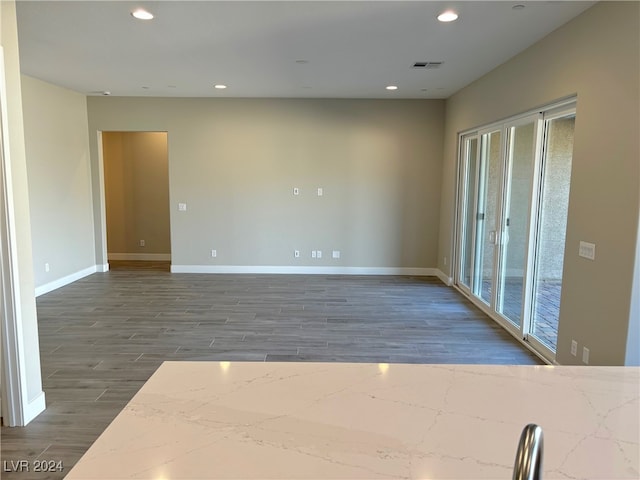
left=528, top=109, right=575, bottom=352
left=495, top=116, right=540, bottom=329
left=455, top=101, right=575, bottom=361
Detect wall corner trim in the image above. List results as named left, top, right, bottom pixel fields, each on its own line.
left=96, top=264, right=109, bottom=273
left=434, top=269, right=453, bottom=286
left=170, top=265, right=438, bottom=276
left=34, top=265, right=97, bottom=297
left=23, top=391, right=46, bottom=425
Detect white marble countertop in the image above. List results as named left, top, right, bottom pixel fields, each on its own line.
left=66, top=362, right=639, bottom=479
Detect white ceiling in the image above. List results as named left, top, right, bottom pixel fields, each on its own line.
left=16, top=1, right=594, bottom=99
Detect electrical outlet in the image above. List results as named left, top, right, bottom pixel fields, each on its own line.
left=45, top=263, right=50, bottom=273
left=444, top=256, right=447, bottom=266
left=139, top=239, right=145, bottom=247
left=317, top=250, right=322, bottom=259
left=582, top=347, right=590, bottom=364
left=178, top=203, right=187, bottom=211
left=211, top=249, right=217, bottom=258
left=332, top=250, right=340, bottom=259
left=571, top=340, right=577, bottom=356
left=294, top=250, right=300, bottom=258
left=579, top=241, right=596, bottom=260
left=311, top=250, right=317, bottom=259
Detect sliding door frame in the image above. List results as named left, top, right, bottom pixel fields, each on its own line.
left=452, top=97, right=577, bottom=364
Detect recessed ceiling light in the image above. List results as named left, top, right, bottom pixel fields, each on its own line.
left=512, top=4, right=526, bottom=10
left=102, top=91, right=111, bottom=96
left=214, top=84, right=227, bottom=89
left=131, top=9, right=154, bottom=20
left=437, top=10, right=458, bottom=22
left=386, top=85, right=398, bottom=91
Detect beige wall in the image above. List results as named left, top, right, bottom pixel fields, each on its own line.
left=88, top=98, right=444, bottom=269
left=102, top=132, right=170, bottom=258
left=440, top=2, right=639, bottom=365
left=21, top=75, right=95, bottom=287
left=0, top=0, right=43, bottom=413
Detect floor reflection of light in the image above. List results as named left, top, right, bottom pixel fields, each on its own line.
left=378, top=363, right=389, bottom=374
left=220, top=361, right=231, bottom=372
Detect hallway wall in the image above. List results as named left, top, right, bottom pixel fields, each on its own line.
left=88, top=98, right=444, bottom=272
left=21, top=75, right=95, bottom=289
left=102, top=131, right=170, bottom=260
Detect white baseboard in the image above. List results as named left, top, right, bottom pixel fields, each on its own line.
left=35, top=265, right=97, bottom=297
left=171, top=265, right=438, bottom=276
left=96, top=264, right=109, bottom=273
left=108, top=253, right=171, bottom=261
left=435, top=269, right=453, bottom=286
left=23, top=391, right=46, bottom=425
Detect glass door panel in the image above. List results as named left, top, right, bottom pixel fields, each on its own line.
left=496, top=119, right=538, bottom=328
left=474, top=130, right=502, bottom=305
left=459, top=136, right=478, bottom=292
left=530, top=113, right=575, bottom=351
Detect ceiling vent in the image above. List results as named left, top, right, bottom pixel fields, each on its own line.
left=412, top=61, right=443, bottom=69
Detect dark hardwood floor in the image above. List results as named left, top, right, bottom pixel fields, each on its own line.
left=1, top=265, right=541, bottom=479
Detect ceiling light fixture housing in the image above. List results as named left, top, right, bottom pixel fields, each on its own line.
left=386, top=85, right=398, bottom=91
left=437, top=10, right=459, bottom=22
left=214, top=84, right=227, bottom=89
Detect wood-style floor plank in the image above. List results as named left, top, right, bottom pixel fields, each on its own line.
left=1, top=263, right=541, bottom=479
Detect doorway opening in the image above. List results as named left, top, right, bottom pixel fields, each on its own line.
left=454, top=99, right=576, bottom=362
left=101, top=132, right=171, bottom=272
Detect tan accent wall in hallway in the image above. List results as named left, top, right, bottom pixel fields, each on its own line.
left=102, top=132, right=170, bottom=258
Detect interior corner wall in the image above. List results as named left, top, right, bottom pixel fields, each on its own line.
left=87, top=98, right=444, bottom=271
left=21, top=75, right=95, bottom=288
left=102, top=131, right=170, bottom=258
left=439, top=1, right=640, bottom=365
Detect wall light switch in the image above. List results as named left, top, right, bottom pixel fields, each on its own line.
left=178, top=203, right=187, bottom=211
left=332, top=250, right=340, bottom=259
left=311, top=250, right=317, bottom=259
left=139, top=239, right=145, bottom=247
left=45, top=263, right=50, bottom=273
left=316, top=250, right=322, bottom=259
left=579, top=241, right=595, bottom=260
left=317, top=187, right=323, bottom=196
left=571, top=340, right=578, bottom=356
left=211, top=249, right=217, bottom=258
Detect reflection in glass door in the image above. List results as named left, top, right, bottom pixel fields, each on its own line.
left=475, top=130, right=502, bottom=306
left=459, top=137, right=478, bottom=293
left=496, top=117, right=539, bottom=329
